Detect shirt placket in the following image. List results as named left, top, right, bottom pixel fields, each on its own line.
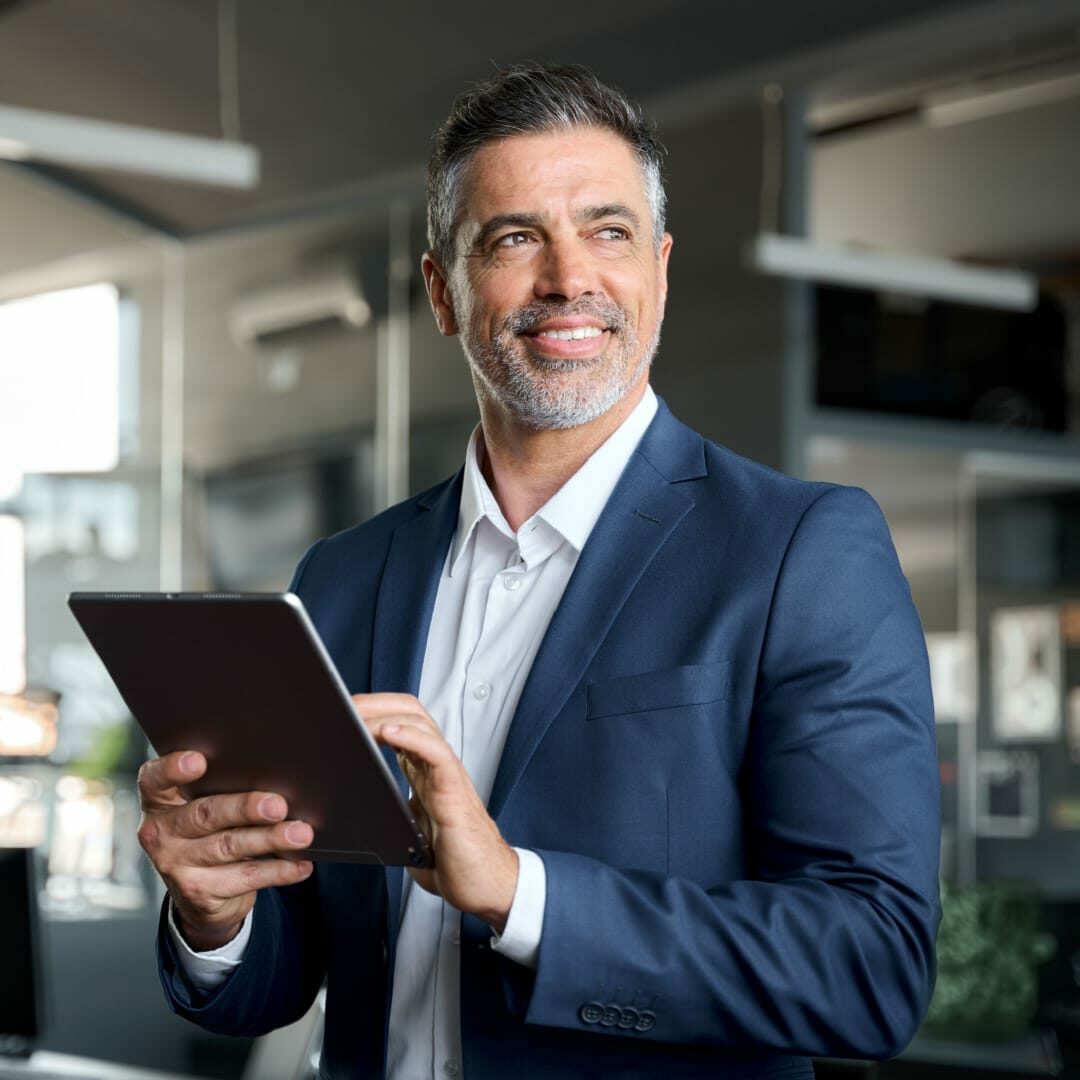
left=431, top=537, right=529, bottom=1080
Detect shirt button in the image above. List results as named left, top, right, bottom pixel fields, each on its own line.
left=503, top=574, right=522, bottom=591
left=443, top=1061, right=460, bottom=1077
left=450, top=930, right=461, bottom=945
left=472, top=682, right=491, bottom=700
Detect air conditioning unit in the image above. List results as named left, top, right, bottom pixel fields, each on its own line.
left=229, top=264, right=371, bottom=349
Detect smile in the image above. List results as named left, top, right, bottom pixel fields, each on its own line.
left=535, top=326, right=605, bottom=341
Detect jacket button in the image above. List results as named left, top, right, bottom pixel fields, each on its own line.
left=634, top=1010, right=656, bottom=1033
left=617, top=1007, right=639, bottom=1029
left=579, top=1002, right=604, bottom=1024
left=599, top=1005, right=620, bottom=1027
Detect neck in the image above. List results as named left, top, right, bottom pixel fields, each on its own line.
left=477, top=382, right=647, bottom=532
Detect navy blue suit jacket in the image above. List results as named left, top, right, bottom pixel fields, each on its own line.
left=159, top=400, right=940, bottom=1079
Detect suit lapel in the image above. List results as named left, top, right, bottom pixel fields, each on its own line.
left=371, top=472, right=462, bottom=704
left=370, top=472, right=461, bottom=937
left=487, top=403, right=704, bottom=819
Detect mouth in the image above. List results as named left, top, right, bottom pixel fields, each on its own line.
left=520, top=318, right=612, bottom=359
left=533, top=325, right=605, bottom=342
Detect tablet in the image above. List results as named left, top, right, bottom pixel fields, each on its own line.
left=67, top=591, right=433, bottom=868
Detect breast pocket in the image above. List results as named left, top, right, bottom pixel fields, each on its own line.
left=585, top=660, right=732, bottom=721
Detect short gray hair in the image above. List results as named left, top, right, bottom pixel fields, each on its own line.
left=426, top=63, right=667, bottom=269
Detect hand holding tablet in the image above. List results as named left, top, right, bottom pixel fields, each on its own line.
left=135, top=747, right=315, bottom=950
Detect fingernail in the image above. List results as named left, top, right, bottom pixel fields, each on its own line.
left=259, top=796, right=286, bottom=821
left=180, top=752, right=200, bottom=775
left=382, top=723, right=400, bottom=735
left=285, top=822, right=310, bottom=845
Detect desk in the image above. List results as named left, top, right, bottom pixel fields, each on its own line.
left=0, top=1051, right=197, bottom=1080
left=876, top=1029, right=1064, bottom=1079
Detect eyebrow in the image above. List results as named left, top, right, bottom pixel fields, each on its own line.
left=468, top=203, right=644, bottom=253
left=579, top=203, right=642, bottom=231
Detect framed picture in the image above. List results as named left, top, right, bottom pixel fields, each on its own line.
left=925, top=632, right=975, bottom=723
left=976, top=750, right=1039, bottom=838
left=991, top=606, right=1062, bottom=742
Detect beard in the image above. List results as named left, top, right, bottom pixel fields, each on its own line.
left=462, top=296, right=661, bottom=430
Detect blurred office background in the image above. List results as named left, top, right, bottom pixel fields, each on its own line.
left=1, top=0, right=1079, bottom=1076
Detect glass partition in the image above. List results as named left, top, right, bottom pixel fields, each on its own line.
left=0, top=277, right=161, bottom=915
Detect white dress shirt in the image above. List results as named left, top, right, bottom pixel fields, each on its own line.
left=169, top=385, right=659, bottom=1079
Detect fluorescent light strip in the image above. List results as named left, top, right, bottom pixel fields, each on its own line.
left=0, top=104, right=259, bottom=189
left=924, top=70, right=1080, bottom=128
left=749, top=233, right=1038, bottom=311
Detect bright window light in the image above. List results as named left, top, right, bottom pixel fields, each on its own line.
left=0, top=284, right=120, bottom=475
left=0, top=516, right=25, bottom=693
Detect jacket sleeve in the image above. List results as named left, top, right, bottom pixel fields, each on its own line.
left=157, top=876, right=326, bottom=1037
left=521, top=486, right=941, bottom=1059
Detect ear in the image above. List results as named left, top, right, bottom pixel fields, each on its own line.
left=656, top=232, right=673, bottom=314
left=421, top=252, right=459, bottom=337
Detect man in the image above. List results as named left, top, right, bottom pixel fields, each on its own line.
left=140, top=64, right=940, bottom=1079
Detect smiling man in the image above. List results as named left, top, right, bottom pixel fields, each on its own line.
left=142, top=64, right=941, bottom=1079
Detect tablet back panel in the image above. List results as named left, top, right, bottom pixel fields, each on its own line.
left=68, top=592, right=431, bottom=867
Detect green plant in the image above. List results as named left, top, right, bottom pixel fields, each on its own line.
left=924, top=879, right=1056, bottom=1041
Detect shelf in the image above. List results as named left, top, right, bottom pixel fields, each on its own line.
left=807, top=407, right=1080, bottom=464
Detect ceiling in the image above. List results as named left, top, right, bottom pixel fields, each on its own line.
left=0, top=0, right=1023, bottom=241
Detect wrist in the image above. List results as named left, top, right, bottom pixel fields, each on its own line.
left=478, top=845, right=519, bottom=935
left=174, top=907, right=244, bottom=953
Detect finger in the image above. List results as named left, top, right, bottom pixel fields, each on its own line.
left=171, top=790, right=292, bottom=840
left=377, top=722, right=458, bottom=779
left=377, top=720, right=452, bottom=754
left=352, top=693, right=435, bottom=725
left=180, top=857, right=315, bottom=903
left=188, top=820, right=314, bottom=866
left=137, top=751, right=206, bottom=809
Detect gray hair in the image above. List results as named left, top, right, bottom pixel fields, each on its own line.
left=426, top=63, right=667, bottom=269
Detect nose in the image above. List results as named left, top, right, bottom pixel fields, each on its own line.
left=533, top=237, right=598, bottom=302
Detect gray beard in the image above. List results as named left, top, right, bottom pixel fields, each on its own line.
left=464, top=298, right=662, bottom=430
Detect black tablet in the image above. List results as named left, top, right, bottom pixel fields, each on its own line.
left=67, top=591, right=433, bottom=868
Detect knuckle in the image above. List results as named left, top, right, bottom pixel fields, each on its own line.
left=136, top=818, right=161, bottom=853
left=191, top=798, right=215, bottom=832
left=214, top=830, right=238, bottom=863
left=239, top=859, right=264, bottom=889
left=136, top=762, right=155, bottom=800
left=179, top=875, right=208, bottom=907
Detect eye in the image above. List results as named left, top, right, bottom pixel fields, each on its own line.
left=494, top=231, right=536, bottom=249
left=594, top=225, right=630, bottom=241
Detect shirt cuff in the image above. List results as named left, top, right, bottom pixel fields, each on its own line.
left=166, top=900, right=253, bottom=994
left=489, top=847, right=546, bottom=970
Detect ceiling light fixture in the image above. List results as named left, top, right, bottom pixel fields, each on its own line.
left=924, top=69, right=1080, bottom=128
left=0, top=103, right=259, bottom=188
left=748, top=233, right=1038, bottom=312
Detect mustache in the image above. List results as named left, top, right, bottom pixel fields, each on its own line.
left=505, top=298, right=628, bottom=336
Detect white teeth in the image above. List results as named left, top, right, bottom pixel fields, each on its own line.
left=538, top=326, right=604, bottom=340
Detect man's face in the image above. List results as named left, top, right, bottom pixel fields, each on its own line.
left=425, top=127, right=672, bottom=430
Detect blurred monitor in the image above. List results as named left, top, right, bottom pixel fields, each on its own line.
left=815, top=285, right=1067, bottom=431
left=203, top=447, right=370, bottom=591
left=0, top=846, right=42, bottom=1055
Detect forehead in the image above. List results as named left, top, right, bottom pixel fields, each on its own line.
left=456, top=127, right=649, bottom=225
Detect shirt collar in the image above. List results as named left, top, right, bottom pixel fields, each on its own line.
left=449, top=385, right=658, bottom=575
